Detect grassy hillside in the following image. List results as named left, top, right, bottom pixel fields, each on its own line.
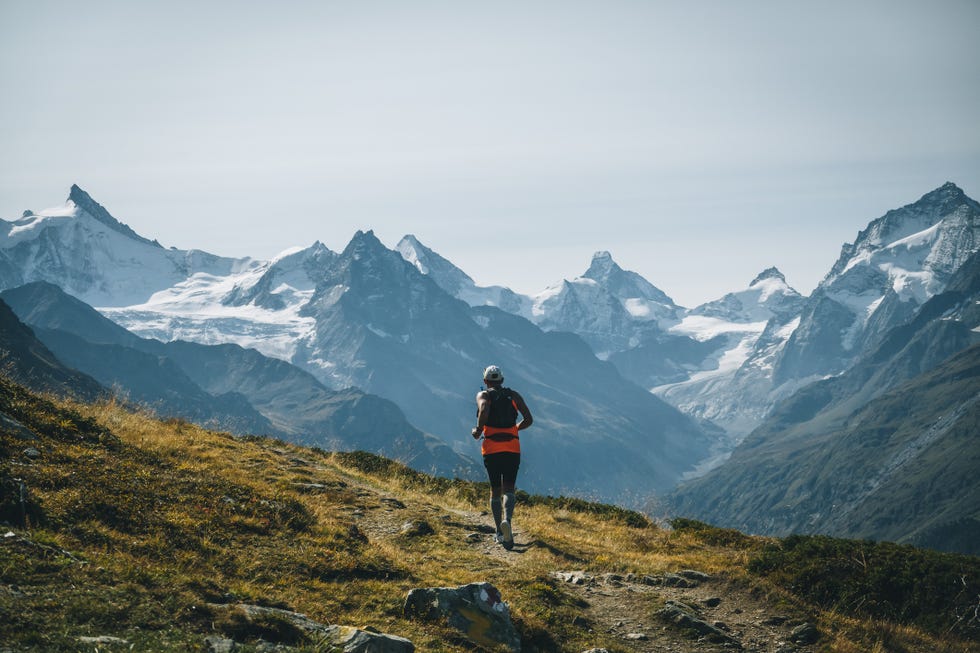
left=1, top=375, right=978, bottom=652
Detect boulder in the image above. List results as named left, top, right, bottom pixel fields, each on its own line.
left=404, top=582, right=520, bottom=652
left=208, top=603, right=413, bottom=652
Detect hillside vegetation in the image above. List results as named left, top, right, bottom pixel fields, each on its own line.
left=1, top=375, right=978, bottom=652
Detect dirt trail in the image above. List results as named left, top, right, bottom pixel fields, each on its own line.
left=282, top=450, right=818, bottom=652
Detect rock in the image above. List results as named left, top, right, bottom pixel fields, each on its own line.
left=291, top=482, right=328, bottom=493
left=465, top=532, right=482, bottom=543
left=703, top=597, right=722, bottom=608
left=790, top=622, right=819, bottom=644
left=209, top=603, right=413, bottom=652
left=658, top=601, right=741, bottom=647
left=404, top=582, right=520, bottom=652
left=552, top=570, right=593, bottom=585
left=77, top=636, right=130, bottom=646
left=624, top=632, right=648, bottom=640
left=23, top=448, right=41, bottom=459
left=583, top=649, right=612, bottom=653
left=654, top=573, right=696, bottom=588
left=400, top=520, right=434, bottom=537
left=323, top=625, right=415, bottom=652
left=678, top=569, right=711, bottom=582
left=380, top=497, right=406, bottom=509
left=0, top=413, right=37, bottom=440
left=204, top=636, right=239, bottom=652
left=762, top=615, right=789, bottom=626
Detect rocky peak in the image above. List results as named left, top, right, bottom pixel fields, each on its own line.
left=750, top=267, right=786, bottom=286
left=67, top=185, right=161, bottom=248
left=343, top=230, right=388, bottom=260
left=583, top=251, right=620, bottom=281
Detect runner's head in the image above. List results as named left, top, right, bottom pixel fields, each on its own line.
left=483, top=364, right=504, bottom=386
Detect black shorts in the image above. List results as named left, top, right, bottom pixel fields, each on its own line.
left=483, top=452, right=520, bottom=487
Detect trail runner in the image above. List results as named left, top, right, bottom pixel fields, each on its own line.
left=471, top=365, right=533, bottom=550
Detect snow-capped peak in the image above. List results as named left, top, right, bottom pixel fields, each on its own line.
left=690, top=267, right=803, bottom=323
left=822, top=181, right=980, bottom=306
left=396, top=234, right=474, bottom=288
left=68, top=184, right=161, bottom=248
left=580, top=251, right=677, bottom=308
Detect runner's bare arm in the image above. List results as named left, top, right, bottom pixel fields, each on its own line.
left=472, top=390, right=490, bottom=437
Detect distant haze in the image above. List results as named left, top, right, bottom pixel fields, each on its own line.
left=2, top=1, right=978, bottom=306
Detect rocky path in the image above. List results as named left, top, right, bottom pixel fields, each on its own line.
left=286, top=451, right=820, bottom=652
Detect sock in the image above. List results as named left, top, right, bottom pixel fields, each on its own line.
left=490, top=496, right=502, bottom=531
left=503, top=492, right=516, bottom=523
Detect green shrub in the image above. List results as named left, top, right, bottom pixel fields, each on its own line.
left=748, top=534, right=980, bottom=639
left=670, top=517, right=753, bottom=548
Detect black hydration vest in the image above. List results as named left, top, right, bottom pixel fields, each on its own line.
left=485, top=386, right=518, bottom=429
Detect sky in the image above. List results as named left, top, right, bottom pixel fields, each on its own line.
left=1, top=1, right=978, bottom=307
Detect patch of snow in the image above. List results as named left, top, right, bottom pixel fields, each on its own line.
left=668, top=315, right=767, bottom=341
left=623, top=298, right=652, bottom=318
left=776, top=316, right=801, bottom=340
left=366, top=324, right=392, bottom=339
left=3, top=212, right=75, bottom=247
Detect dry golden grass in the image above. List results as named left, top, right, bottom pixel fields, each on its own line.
left=1, top=379, right=976, bottom=652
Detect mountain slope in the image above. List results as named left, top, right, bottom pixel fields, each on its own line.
left=1, top=376, right=977, bottom=652
left=669, top=249, right=980, bottom=554
left=774, top=182, right=980, bottom=385
left=0, top=185, right=257, bottom=306
left=649, top=268, right=806, bottom=439
left=0, top=298, right=105, bottom=402
left=1, top=282, right=475, bottom=478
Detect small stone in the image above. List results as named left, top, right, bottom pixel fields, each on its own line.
left=77, top=636, right=130, bottom=646
left=465, top=532, right=482, bottom=543
left=625, top=632, right=648, bottom=640
left=291, top=482, right=328, bottom=493
left=790, top=622, right=819, bottom=644
left=204, top=636, right=239, bottom=653
left=553, top=570, right=592, bottom=585
left=662, top=573, right=695, bottom=587
left=400, top=520, right=434, bottom=537
left=703, top=597, right=722, bottom=608
left=23, top=448, right=41, bottom=459
left=678, top=569, right=711, bottom=581
left=713, top=621, right=730, bottom=631
left=381, top=497, right=406, bottom=509
left=762, top=615, right=789, bottom=626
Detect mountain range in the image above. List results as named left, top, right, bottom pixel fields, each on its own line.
left=2, top=181, right=979, bottom=552
left=0, top=187, right=711, bottom=503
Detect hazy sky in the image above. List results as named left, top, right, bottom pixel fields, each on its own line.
left=2, top=1, right=978, bottom=306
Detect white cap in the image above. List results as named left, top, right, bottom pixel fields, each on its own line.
left=483, top=365, right=503, bottom=382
